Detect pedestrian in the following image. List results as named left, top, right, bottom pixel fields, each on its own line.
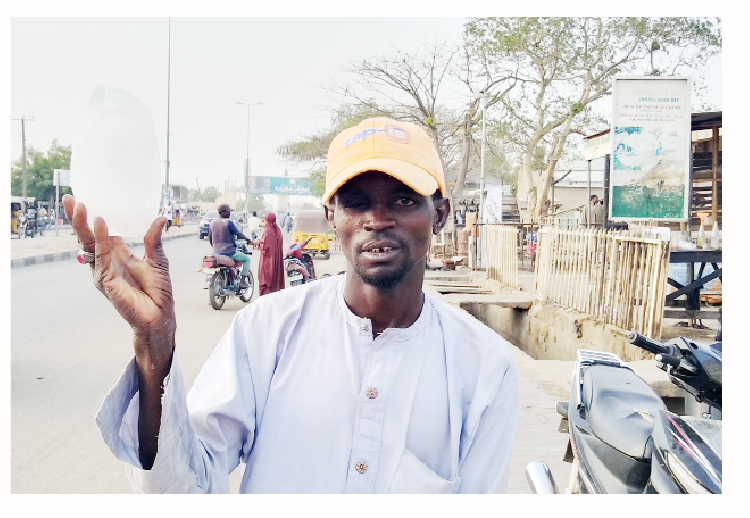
left=39, top=205, right=48, bottom=231
left=161, top=201, right=172, bottom=233
left=49, top=206, right=56, bottom=228
left=285, top=212, right=293, bottom=233
left=253, top=212, right=285, bottom=296
left=584, top=194, right=603, bottom=227
left=61, top=116, right=519, bottom=494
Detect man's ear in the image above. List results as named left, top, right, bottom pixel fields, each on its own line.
left=325, top=202, right=336, bottom=231
left=432, top=197, right=451, bottom=235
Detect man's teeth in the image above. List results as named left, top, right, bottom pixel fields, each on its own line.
left=370, top=247, right=394, bottom=253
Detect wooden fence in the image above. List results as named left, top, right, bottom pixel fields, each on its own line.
left=485, top=225, right=519, bottom=288
left=534, top=227, right=670, bottom=339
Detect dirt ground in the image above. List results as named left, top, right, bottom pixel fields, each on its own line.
left=660, top=317, right=721, bottom=343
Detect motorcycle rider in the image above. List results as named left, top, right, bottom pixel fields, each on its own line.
left=285, top=212, right=293, bottom=233
left=208, top=204, right=251, bottom=288
left=246, top=211, right=262, bottom=242
left=287, top=237, right=313, bottom=279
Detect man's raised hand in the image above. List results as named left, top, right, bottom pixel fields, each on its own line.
left=62, top=194, right=176, bottom=370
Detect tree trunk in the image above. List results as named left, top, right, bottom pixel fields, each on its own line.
left=521, top=134, right=542, bottom=219
left=533, top=80, right=593, bottom=217
left=425, top=124, right=447, bottom=190
left=450, top=101, right=478, bottom=200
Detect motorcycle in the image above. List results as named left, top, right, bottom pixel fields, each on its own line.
left=286, top=239, right=320, bottom=287
left=526, top=330, right=722, bottom=494
left=20, top=215, right=37, bottom=238
left=198, top=240, right=255, bottom=310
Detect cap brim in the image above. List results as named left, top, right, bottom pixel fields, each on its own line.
left=324, top=157, right=439, bottom=203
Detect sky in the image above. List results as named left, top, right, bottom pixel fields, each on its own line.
left=10, top=17, right=469, bottom=204
left=9, top=15, right=722, bottom=207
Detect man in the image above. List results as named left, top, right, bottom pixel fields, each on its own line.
left=285, top=212, right=293, bottom=233
left=245, top=211, right=262, bottom=242
left=62, top=117, right=519, bottom=494
left=585, top=194, right=604, bottom=227
left=39, top=205, right=48, bottom=230
left=49, top=206, right=56, bottom=229
left=209, top=203, right=252, bottom=288
left=161, top=201, right=172, bottom=233
left=26, top=203, right=37, bottom=234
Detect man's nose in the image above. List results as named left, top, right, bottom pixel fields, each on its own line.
left=363, top=203, right=395, bottom=231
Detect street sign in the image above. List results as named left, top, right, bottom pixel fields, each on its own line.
left=246, top=176, right=312, bottom=195
left=54, top=169, right=71, bottom=187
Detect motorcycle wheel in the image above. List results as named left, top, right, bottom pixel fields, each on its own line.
left=239, top=271, right=255, bottom=302
left=209, top=272, right=227, bottom=310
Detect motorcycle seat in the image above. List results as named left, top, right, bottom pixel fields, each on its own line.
left=583, top=365, right=666, bottom=460
left=215, top=254, right=236, bottom=267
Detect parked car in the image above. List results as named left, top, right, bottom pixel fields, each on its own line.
left=199, top=210, right=244, bottom=239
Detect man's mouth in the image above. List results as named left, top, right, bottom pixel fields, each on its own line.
left=360, top=240, right=402, bottom=260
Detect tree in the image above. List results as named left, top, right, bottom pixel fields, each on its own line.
left=331, top=40, right=516, bottom=200
left=464, top=17, right=722, bottom=218
left=308, top=169, right=326, bottom=199
left=10, top=139, right=72, bottom=201
left=202, top=185, right=219, bottom=203
left=246, top=194, right=265, bottom=213
left=277, top=105, right=384, bottom=199
left=189, top=188, right=202, bottom=202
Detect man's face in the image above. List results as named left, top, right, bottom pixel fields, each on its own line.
left=326, top=171, right=449, bottom=290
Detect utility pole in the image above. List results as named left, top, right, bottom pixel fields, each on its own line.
left=236, top=101, right=263, bottom=214
left=11, top=116, right=34, bottom=198
left=165, top=17, right=171, bottom=204
left=477, top=91, right=487, bottom=269
left=193, top=177, right=201, bottom=200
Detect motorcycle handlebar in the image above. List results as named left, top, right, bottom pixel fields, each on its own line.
left=627, top=331, right=671, bottom=356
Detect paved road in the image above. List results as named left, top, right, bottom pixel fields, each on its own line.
left=12, top=231, right=568, bottom=493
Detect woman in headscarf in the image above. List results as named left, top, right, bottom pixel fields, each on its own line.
left=254, top=212, right=285, bottom=296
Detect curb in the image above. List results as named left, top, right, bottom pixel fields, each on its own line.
left=10, top=231, right=199, bottom=269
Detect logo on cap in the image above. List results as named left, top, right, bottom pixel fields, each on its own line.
left=344, top=124, right=411, bottom=148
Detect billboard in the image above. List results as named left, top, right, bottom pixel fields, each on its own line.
left=245, top=176, right=312, bottom=195
left=610, top=77, right=691, bottom=221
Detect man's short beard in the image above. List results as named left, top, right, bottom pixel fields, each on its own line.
left=352, top=241, right=418, bottom=290
left=353, top=258, right=417, bottom=290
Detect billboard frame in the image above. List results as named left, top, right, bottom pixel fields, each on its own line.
left=609, top=76, right=692, bottom=222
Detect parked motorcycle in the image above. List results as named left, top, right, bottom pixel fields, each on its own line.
left=285, top=239, right=323, bottom=287
left=198, top=240, right=254, bottom=310
left=526, top=331, right=722, bottom=494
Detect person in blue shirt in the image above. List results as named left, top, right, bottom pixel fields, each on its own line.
left=208, top=204, right=251, bottom=288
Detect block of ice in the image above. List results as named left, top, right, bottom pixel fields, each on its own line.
left=70, top=86, right=162, bottom=238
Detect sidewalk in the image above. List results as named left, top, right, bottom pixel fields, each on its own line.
left=10, top=223, right=199, bottom=268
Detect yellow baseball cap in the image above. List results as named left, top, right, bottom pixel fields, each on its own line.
left=324, top=117, right=447, bottom=203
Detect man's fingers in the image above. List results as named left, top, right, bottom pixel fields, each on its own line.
left=61, top=194, right=75, bottom=222
left=70, top=199, right=96, bottom=251
left=144, top=217, right=168, bottom=262
left=93, top=217, right=113, bottom=275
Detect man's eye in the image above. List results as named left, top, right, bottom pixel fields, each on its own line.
left=344, top=201, right=368, bottom=210
left=394, top=197, right=416, bottom=206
